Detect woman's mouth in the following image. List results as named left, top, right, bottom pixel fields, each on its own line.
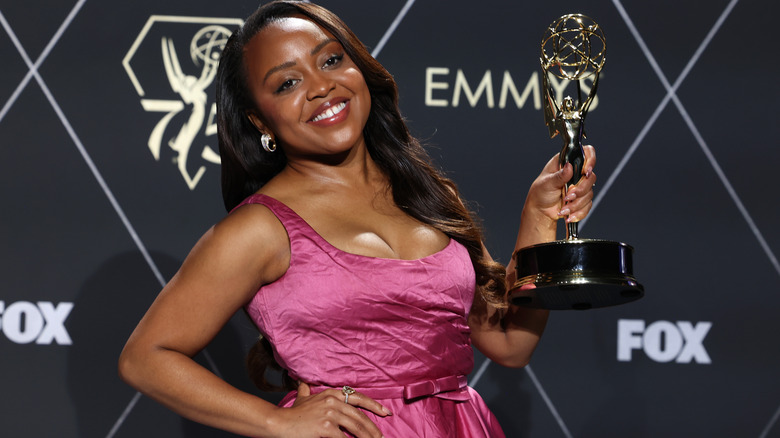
left=310, top=101, right=348, bottom=123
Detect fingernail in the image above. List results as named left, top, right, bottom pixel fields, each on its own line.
left=564, top=192, right=576, bottom=202
left=383, top=406, right=393, bottom=415
left=566, top=214, right=578, bottom=223
left=559, top=208, right=570, bottom=217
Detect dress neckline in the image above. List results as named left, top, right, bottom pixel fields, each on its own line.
left=244, top=193, right=456, bottom=263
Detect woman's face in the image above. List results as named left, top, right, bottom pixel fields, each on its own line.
left=243, top=16, right=371, bottom=161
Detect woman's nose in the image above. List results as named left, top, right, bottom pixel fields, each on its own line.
left=306, top=71, right=335, bottom=100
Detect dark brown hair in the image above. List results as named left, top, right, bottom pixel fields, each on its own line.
left=216, top=0, right=506, bottom=391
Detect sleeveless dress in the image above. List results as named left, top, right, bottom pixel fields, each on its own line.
left=236, top=194, right=505, bottom=437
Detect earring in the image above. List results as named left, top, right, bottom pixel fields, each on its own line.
left=261, top=133, right=276, bottom=153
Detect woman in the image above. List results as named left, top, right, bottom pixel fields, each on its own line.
left=118, top=1, right=596, bottom=437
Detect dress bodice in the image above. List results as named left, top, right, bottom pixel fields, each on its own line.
left=237, top=194, right=477, bottom=387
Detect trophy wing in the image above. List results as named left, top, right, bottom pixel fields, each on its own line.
left=541, top=66, right=560, bottom=138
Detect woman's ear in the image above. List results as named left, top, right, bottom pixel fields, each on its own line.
left=246, top=112, right=266, bottom=133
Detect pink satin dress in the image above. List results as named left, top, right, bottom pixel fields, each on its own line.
left=237, top=194, right=505, bottom=437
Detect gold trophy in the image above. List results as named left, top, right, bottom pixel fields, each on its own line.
left=509, top=14, right=644, bottom=310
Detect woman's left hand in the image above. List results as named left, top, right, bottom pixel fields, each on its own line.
left=525, top=145, right=597, bottom=224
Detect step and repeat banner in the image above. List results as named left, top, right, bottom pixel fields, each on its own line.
left=1, top=0, right=778, bottom=437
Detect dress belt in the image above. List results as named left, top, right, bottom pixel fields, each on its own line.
left=310, top=375, right=470, bottom=402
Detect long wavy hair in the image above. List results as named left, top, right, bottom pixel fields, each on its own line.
left=216, top=1, right=506, bottom=391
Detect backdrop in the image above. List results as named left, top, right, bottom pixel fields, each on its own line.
left=1, top=0, right=778, bottom=437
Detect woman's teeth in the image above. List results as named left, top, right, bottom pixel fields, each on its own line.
left=312, top=101, right=346, bottom=122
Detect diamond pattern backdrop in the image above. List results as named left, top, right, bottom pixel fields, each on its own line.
left=1, top=0, right=778, bottom=437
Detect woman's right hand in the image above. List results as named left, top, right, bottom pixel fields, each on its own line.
left=271, top=382, right=391, bottom=438
left=524, top=145, right=597, bottom=225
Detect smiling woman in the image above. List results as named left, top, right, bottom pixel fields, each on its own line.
left=242, top=16, right=372, bottom=163
left=117, top=1, right=597, bottom=437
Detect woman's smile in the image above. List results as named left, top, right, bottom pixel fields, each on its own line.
left=309, top=99, right=349, bottom=124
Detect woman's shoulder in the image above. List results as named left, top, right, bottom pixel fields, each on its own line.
left=201, top=197, right=290, bottom=285
left=218, top=196, right=287, bottom=249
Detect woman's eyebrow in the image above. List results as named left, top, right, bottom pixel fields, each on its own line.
left=310, top=38, right=337, bottom=55
left=263, top=61, right=296, bottom=84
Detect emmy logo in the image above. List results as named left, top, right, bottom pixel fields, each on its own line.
left=123, top=16, right=242, bottom=190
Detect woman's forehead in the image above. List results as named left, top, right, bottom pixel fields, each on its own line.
left=268, top=15, right=324, bottom=34
left=252, top=16, right=331, bottom=47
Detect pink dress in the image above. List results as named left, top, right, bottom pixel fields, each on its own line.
left=237, top=194, right=505, bottom=437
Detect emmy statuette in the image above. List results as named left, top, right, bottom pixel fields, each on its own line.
left=509, top=14, right=644, bottom=310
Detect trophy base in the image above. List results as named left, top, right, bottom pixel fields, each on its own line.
left=509, top=239, right=643, bottom=310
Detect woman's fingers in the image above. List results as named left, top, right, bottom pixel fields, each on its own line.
left=338, top=389, right=393, bottom=417
left=564, top=193, right=594, bottom=223
left=333, top=403, right=384, bottom=438
left=296, top=381, right=311, bottom=397
left=555, top=145, right=597, bottom=222
left=321, top=389, right=387, bottom=438
left=283, top=386, right=388, bottom=438
left=563, top=148, right=597, bottom=222
left=582, top=144, right=597, bottom=177
left=527, top=159, right=576, bottom=217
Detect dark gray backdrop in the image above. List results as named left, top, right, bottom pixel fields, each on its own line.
left=1, top=0, right=778, bottom=437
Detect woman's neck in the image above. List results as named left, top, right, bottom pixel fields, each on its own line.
left=281, top=141, right=384, bottom=190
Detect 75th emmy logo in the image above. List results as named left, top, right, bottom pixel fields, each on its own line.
left=509, top=14, right=644, bottom=310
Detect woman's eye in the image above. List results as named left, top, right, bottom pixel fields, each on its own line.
left=323, top=54, right=344, bottom=68
left=276, top=79, right=298, bottom=93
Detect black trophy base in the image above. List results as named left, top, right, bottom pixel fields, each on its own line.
left=509, top=239, right=643, bottom=310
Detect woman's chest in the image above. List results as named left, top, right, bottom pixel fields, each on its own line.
left=299, top=199, right=450, bottom=260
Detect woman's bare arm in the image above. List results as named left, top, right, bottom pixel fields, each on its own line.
left=469, top=146, right=596, bottom=367
left=119, top=204, right=389, bottom=437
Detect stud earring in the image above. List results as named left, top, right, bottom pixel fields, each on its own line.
left=261, top=133, right=276, bottom=153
